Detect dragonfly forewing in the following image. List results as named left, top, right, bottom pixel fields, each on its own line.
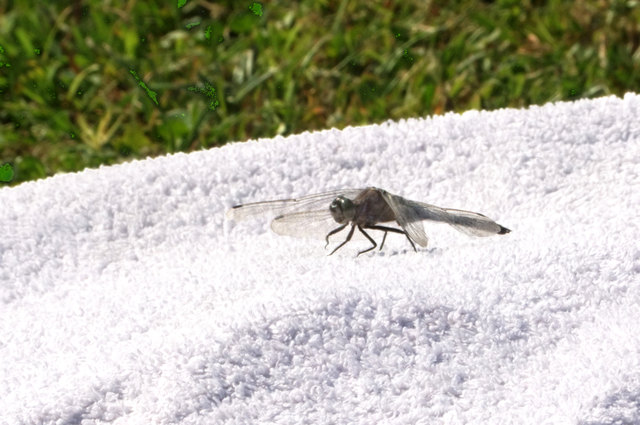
left=226, top=188, right=365, bottom=222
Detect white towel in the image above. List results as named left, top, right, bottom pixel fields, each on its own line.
left=1, top=94, right=639, bottom=424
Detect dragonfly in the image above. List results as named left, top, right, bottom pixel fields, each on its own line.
left=226, top=187, right=510, bottom=256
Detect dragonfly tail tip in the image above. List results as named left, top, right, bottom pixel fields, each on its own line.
left=498, top=226, right=511, bottom=234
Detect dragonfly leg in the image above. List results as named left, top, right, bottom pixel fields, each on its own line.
left=365, top=225, right=417, bottom=252
left=379, top=232, right=388, bottom=250
left=405, top=234, right=417, bottom=252
left=356, top=226, right=378, bottom=256
left=328, top=224, right=356, bottom=256
left=325, top=224, right=347, bottom=249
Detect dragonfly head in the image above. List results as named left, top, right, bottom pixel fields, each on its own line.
left=329, top=195, right=356, bottom=224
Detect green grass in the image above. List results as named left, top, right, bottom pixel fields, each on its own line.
left=1, top=0, right=639, bottom=185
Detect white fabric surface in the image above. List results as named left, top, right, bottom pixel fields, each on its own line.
left=1, top=94, right=639, bottom=424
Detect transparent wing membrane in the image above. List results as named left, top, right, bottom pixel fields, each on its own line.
left=226, top=188, right=365, bottom=222
left=270, top=209, right=342, bottom=239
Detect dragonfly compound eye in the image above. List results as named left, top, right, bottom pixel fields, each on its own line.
left=329, top=196, right=355, bottom=224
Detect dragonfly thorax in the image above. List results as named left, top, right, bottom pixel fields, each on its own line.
left=329, top=196, right=356, bottom=224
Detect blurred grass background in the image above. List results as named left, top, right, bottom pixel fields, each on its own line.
left=0, top=0, right=639, bottom=185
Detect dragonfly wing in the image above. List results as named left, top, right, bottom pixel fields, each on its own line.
left=379, top=190, right=430, bottom=247
left=270, top=209, right=342, bottom=239
left=226, top=188, right=365, bottom=221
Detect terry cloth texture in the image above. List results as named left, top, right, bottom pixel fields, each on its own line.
left=1, top=94, right=639, bottom=424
